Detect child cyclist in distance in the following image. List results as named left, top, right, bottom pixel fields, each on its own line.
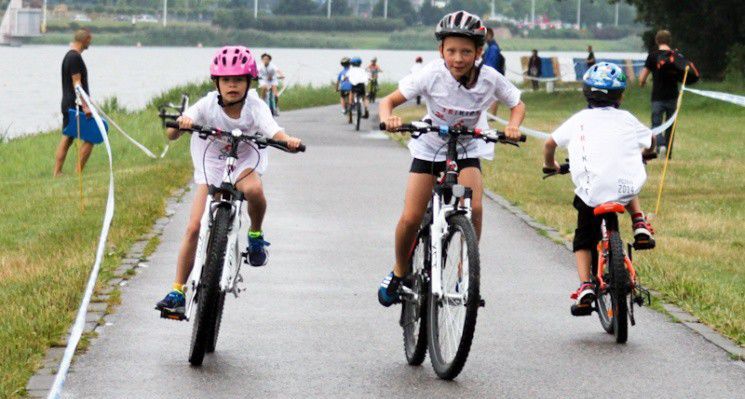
left=377, top=11, right=526, bottom=306
left=543, top=62, right=656, bottom=309
left=155, top=46, right=303, bottom=315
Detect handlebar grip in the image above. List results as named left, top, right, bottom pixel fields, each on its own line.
left=165, top=121, right=179, bottom=129
left=519, top=134, right=527, bottom=142
left=297, top=143, right=306, bottom=152
left=643, top=152, right=658, bottom=161
left=379, top=122, right=386, bottom=131
left=542, top=167, right=556, bottom=174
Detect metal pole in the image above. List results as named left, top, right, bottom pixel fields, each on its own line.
left=254, top=0, right=258, bottom=18
left=576, top=0, right=581, bottom=30
left=530, top=0, right=535, bottom=26
left=490, top=0, right=495, bottom=19
left=615, top=3, right=619, bottom=26
left=327, top=0, right=331, bottom=18
left=41, top=0, right=47, bottom=33
left=383, top=0, right=388, bottom=19
left=163, top=0, right=168, bottom=27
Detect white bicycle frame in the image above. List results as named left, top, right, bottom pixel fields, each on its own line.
left=428, top=183, right=472, bottom=302
left=184, top=129, right=248, bottom=320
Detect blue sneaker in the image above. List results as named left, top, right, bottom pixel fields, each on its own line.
left=155, top=290, right=185, bottom=314
left=247, top=234, right=271, bottom=267
left=378, top=272, right=402, bottom=307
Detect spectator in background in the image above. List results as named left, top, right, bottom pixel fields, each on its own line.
left=527, top=49, right=542, bottom=91
left=639, top=29, right=677, bottom=156
left=410, top=56, right=424, bottom=104
left=483, top=27, right=505, bottom=114
left=586, top=45, right=596, bottom=68
left=54, top=28, right=93, bottom=177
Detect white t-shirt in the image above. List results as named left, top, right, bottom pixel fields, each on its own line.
left=551, top=107, right=653, bottom=207
left=398, top=60, right=522, bottom=161
left=410, top=63, right=424, bottom=75
left=183, top=90, right=282, bottom=184
left=258, top=63, right=280, bottom=84
left=347, top=66, right=368, bottom=86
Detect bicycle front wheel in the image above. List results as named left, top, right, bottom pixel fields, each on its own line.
left=402, top=232, right=429, bottom=365
left=189, top=206, right=230, bottom=366
left=428, top=214, right=480, bottom=380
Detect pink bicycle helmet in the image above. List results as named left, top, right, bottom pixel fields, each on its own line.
left=210, top=46, right=258, bottom=79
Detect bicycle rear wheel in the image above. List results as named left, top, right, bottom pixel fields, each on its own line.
left=596, top=246, right=615, bottom=335
left=608, top=231, right=629, bottom=343
left=428, top=214, right=480, bottom=380
left=189, top=206, right=230, bottom=365
left=355, top=99, right=362, bottom=131
left=402, top=232, right=429, bottom=365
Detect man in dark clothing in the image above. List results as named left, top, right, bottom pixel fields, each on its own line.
left=484, top=27, right=505, bottom=114
left=639, top=30, right=678, bottom=157
left=527, top=49, right=542, bottom=91
left=54, top=28, right=94, bottom=177
left=586, top=45, right=596, bottom=68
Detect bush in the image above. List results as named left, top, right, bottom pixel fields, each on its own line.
left=212, top=12, right=404, bottom=32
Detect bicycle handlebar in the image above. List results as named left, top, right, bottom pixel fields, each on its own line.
left=379, top=122, right=527, bottom=145
left=165, top=121, right=306, bottom=153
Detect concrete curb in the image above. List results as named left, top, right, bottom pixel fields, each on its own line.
left=482, top=188, right=744, bottom=361
left=24, top=187, right=190, bottom=399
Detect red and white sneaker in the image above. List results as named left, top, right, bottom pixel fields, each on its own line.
left=571, top=282, right=596, bottom=306
left=632, top=213, right=656, bottom=250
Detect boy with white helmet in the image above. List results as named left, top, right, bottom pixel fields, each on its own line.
left=543, top=62, right=656, bottom=309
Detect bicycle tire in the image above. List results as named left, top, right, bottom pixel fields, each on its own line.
left=355, top=99, right=361, bottom=131
left=428, top=214, right=480, bottom=380
left=402, top=232, right=429, bottom=366
left=347, top=101, right=353, bottom=124
left=206, top=291, right=226, bottom=353
left=188, top=206, right=230, bottom=366
left=608, top=231, right=629, bottom=343
left=595, top=244, right=615, bottom=335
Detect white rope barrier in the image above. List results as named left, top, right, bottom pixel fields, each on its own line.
left=91, top=100, right=158, bottom=159
left=684, top=88, right=745, bottom=107
left=47, top=86, right=116, bottom=399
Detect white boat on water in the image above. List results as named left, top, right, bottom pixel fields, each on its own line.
left=1, top=0, right=44, bottom=46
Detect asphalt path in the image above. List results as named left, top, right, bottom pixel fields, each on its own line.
left=63, top=105, right=745, bottom=398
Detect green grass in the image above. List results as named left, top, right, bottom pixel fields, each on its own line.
left=395, top=81, right=745, bottom=346
left=0, top=81, right=387, bottom=398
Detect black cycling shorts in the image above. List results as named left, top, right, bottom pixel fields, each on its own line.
left=573, top=195, right=603, bottom=252
left=410, top=158, right=481, bottom=176
left=352, top=83, right=366, bottom=96
left=340, top=89, right=350, bottom=98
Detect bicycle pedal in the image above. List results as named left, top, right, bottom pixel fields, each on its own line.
left=570, top=304, right=594, bottom=316
left=159, top=308, right=187, bottom=321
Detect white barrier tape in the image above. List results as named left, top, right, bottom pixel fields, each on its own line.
left=159, top=143, right=170, bottom=158
left=91, top=101, right=158, bottom=159
left=487, top=108, right=679, bottom=141
left=278, top=76, right=290, bottom=97
left=486, top=113, right=550, bottom=139
left=48, top=86, right=116, bottom=399
left=684, top=88, right=745, bottom=107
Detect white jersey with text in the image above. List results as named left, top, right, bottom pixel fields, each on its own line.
left=551, top=107, right=653, bottom=207
left=347, top=66, right=368, bottom=86
left=183, top=90, right=282, bottom=184
left=398, top=60, right=521, bottom=161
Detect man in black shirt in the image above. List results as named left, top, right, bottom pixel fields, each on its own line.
left=639, top=30, right=678, bottom=156
left=586, top=45, right=596, bottom=68
left=54, top=28, right=94, bottom=177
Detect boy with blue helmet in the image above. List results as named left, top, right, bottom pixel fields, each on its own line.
left=543, top=62, right=656, bottom=309
left=337, top=57, right=353, bottom=114
left=347, top=56, right=370, bottom=119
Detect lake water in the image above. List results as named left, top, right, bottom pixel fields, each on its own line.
left=0, top=45, right=645, bottom=138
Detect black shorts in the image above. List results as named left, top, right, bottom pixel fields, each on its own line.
left=410, top=158, right=481, bottom=176
left=573, top=195, right=602, bottom=252
left=352, top=83, right=366, bottom=96
left=340, top=89, right=350, bottom=98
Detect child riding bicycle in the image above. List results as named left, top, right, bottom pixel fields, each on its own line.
left=155, top=46, right=302, bottom=316
left=347, top=57, right=370, bottom=119
left=542, top=62, right=656, bottom=310
left=337, top=57, right=352, bottom=114
left=377, top=11, right=526, bottom=306
left=258, top=53, right=284, bottom=112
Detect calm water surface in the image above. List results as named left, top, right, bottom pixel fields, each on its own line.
left=0, top=45, right=644, bottom=138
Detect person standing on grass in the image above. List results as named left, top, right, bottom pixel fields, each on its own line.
left=483, top=27, right=505, bottom=115
left=639, top=29, right=678, bottom=157
left=527, top=49, right=542, bottom=91
left=586, top=45, right=596, bottom=68
left=54, top=28, right=93, bottom=177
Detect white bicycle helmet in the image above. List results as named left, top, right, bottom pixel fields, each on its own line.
left=435, top=10, right=487, bottom=47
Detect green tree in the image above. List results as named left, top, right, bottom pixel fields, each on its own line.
left=273, top=0, right=319, bottom=15
left=617, top=0, right=744, bottom=80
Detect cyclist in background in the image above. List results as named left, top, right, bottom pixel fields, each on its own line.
left=347, top=57, right=370, bottom=119
left=154, top=46, right=302, bottom=316
left=543, top=62, right=655, bottom=310
left=258, top=53, right=284, bottom=110
left=376, top=11, right=525, bottom=306
left=366, top=57, right=383, bottom=101
left=337, top=57, right=352, bottom=114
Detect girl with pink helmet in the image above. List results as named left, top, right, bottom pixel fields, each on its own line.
left=155, top=45, right=303, bottom=315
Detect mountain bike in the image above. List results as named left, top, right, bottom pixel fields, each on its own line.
left=158, top=115, right=305, bottom=365
left=367, top=78, right=379, bottom=103
left=349, top=90, right=363, bottom=131
left=543, top=163, right=652, bottom=344
left=383, top=121, right=526, bottom=379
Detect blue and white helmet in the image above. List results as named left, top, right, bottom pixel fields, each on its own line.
left=583, top=62, right=627, bottom=91
left=350, top=57, right=362, bottom=66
